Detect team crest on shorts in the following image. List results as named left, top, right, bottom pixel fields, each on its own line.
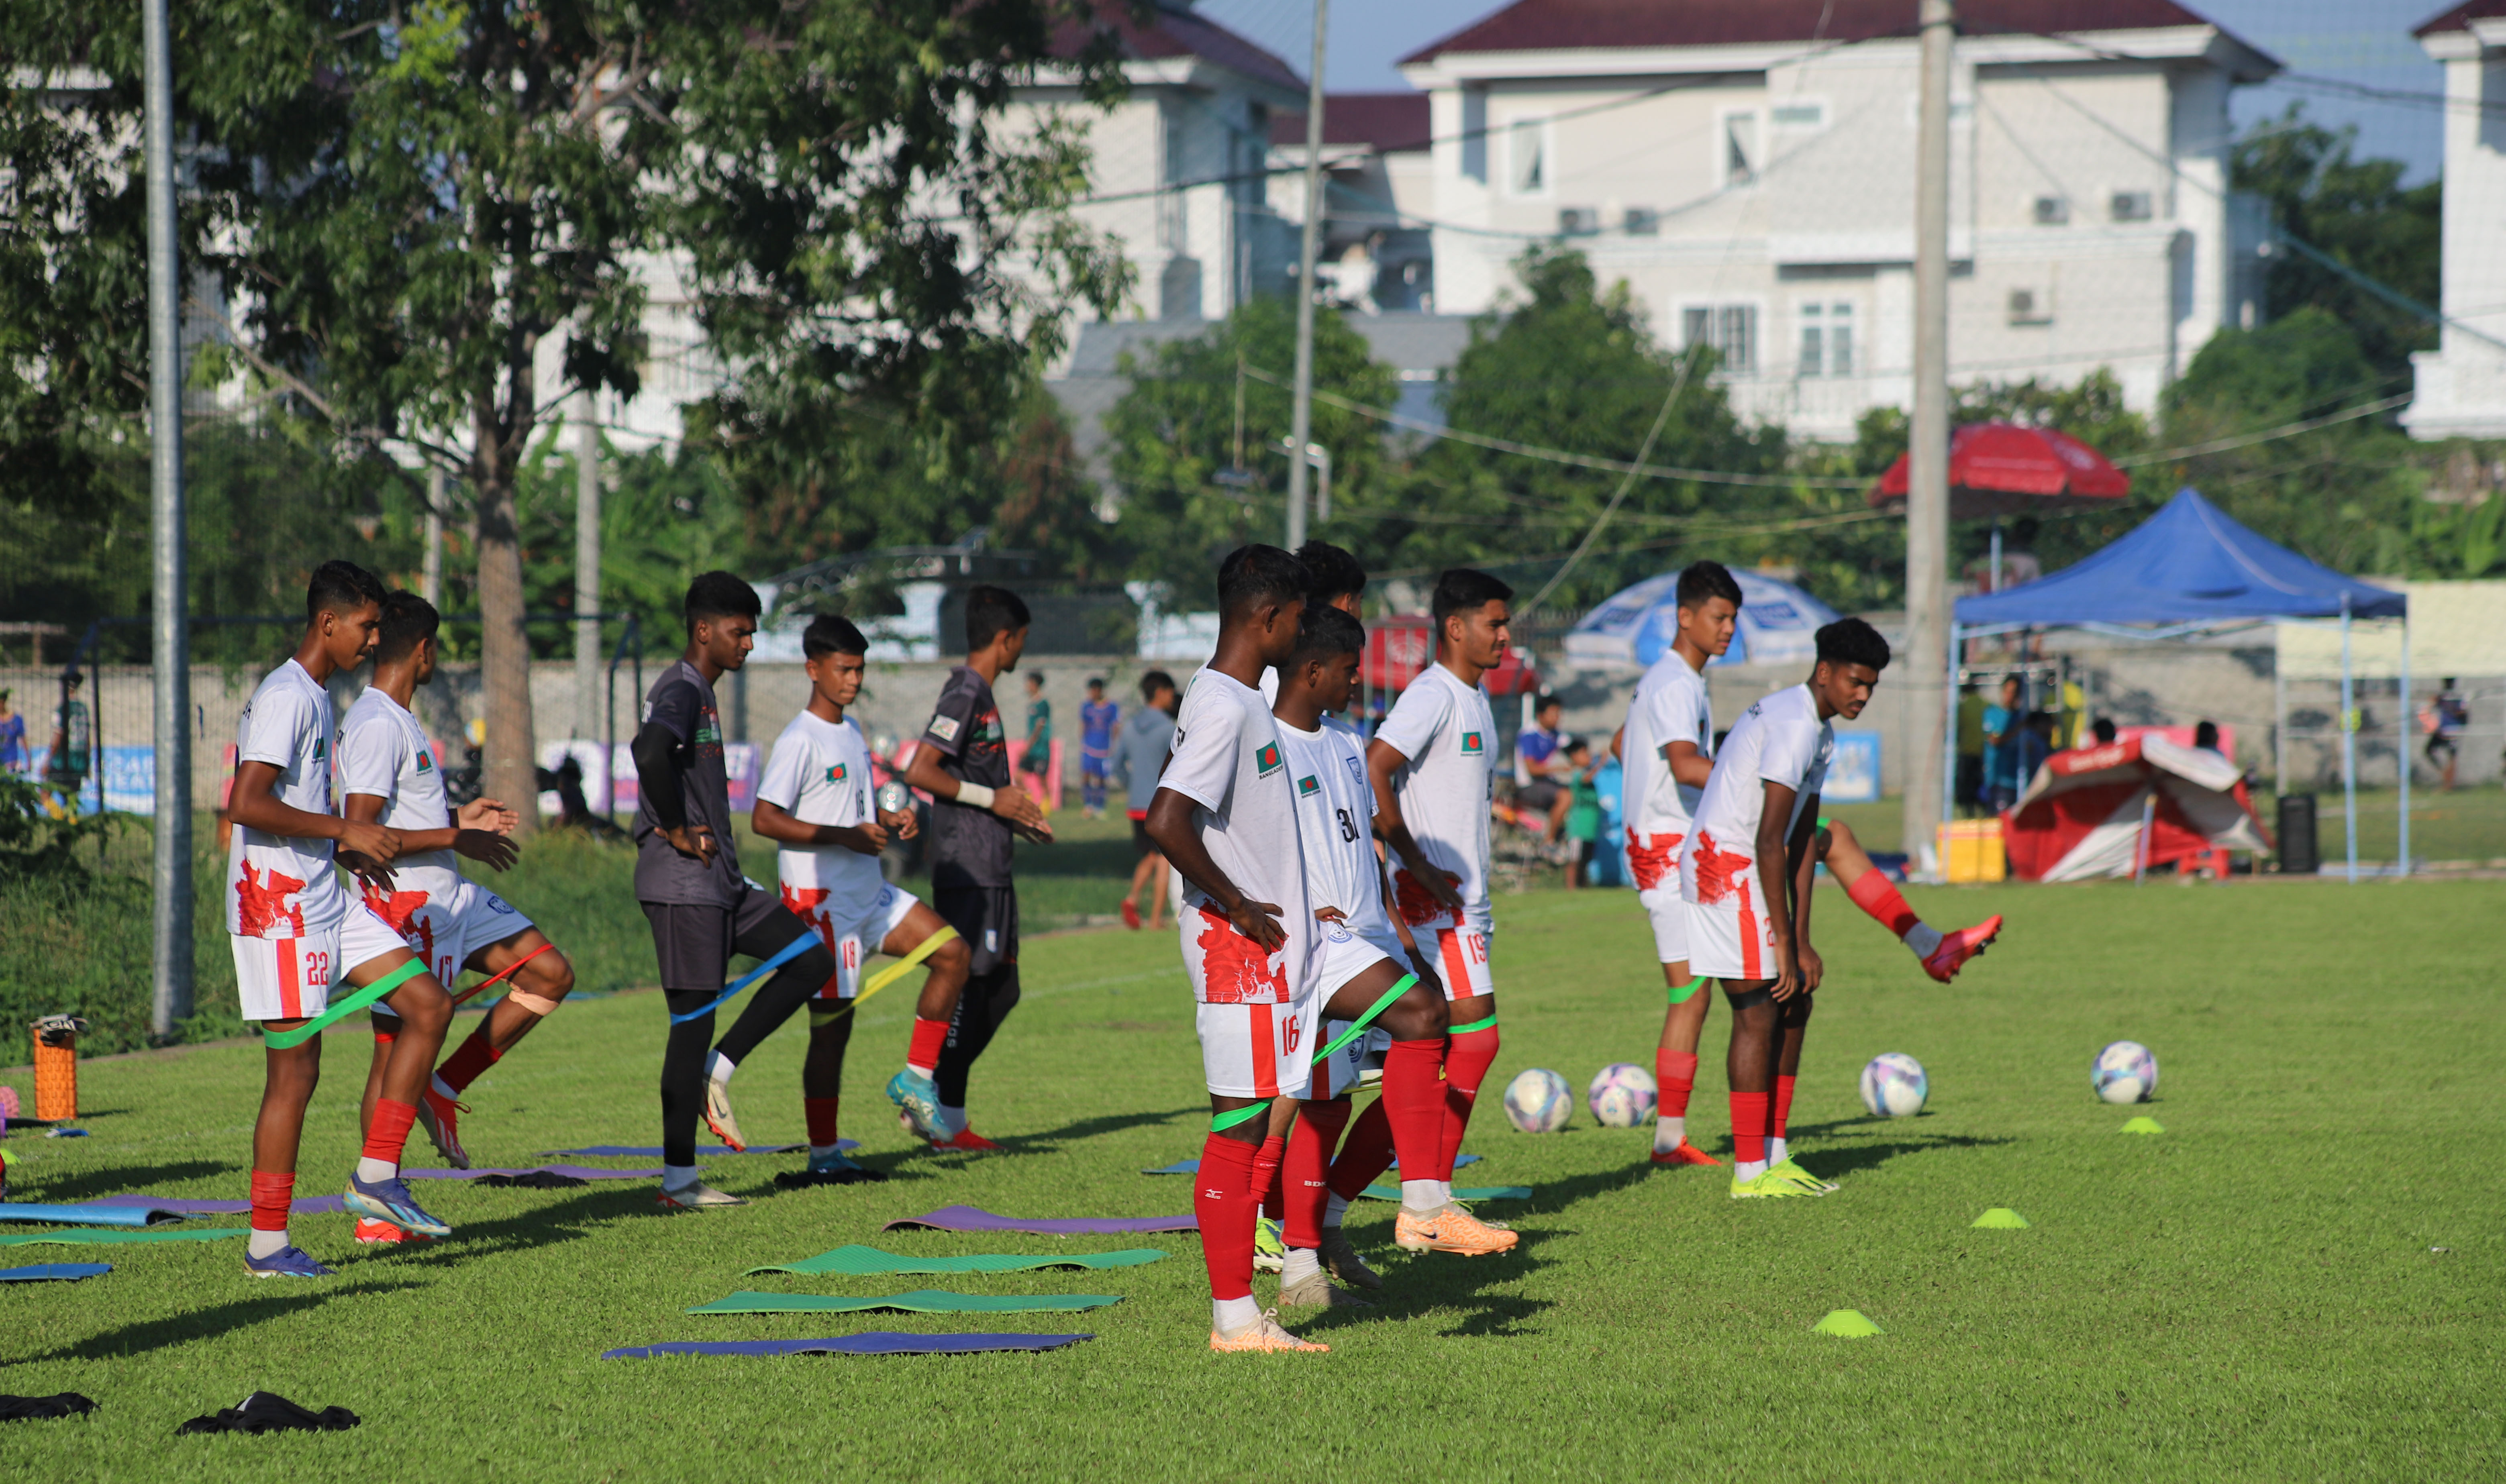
left=1255, top=742, right=1282, bottom=776
left=1296, top=773, right=1319, bottom=797
left=1460, top=731, right=1484, bottom=755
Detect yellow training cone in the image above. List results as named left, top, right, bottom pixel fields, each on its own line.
left=2119, top=1116, right=2165, bottom=1135
left=1971, top=1208, right=2030, bottom=1229
left=1812, top=1309, right=1885, bottom=1337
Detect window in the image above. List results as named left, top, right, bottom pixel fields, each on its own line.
left=2033, top=195, right=2069, bottom=226
left=1682, top=304, right=1758, bottom=375
left=1557, top=207, right=1600, bottom=237
left=1508, top=119, right=1549, bottom=196
left=2110, top=190, right=2154, bottom=223
left=1771, top=102, right=1826, bottom=130
left=1622, top=206, right=1659, bottom=236
left=1721, top=111, right=1759, bottom=188
left=1798, top=302, right=1855, bottom=377
left=2008, top=287, right=2052, bottom=326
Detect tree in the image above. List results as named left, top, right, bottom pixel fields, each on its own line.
left=2234, top=105, right=2442, bottom=383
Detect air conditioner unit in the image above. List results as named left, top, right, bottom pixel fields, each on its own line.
left=1557, top=207, right=1600, bottom=237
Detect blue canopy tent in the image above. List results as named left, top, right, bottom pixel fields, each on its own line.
left=1951, top=488, right=2410, bottom=881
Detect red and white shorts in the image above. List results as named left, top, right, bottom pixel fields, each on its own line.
left=1627, top=830, right=1692, bottom=965
left=232, top=903, right=412, bottom=1023
left=1416, top=920, right=1495, bottom=1003
left=784, top=880, right=919, bottom=1000
left=361, top=879, right=536, bottom=1019
left=1195, top=996, right=1325, bottom=1099
left=1684, top=868, right=1777, bottom=981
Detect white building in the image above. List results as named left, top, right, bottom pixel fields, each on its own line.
left=2402, top=2, right=2506, bottom=441
left=1395, top=0, right=2279, bottom=439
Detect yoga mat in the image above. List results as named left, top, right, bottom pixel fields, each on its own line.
left=749, top=1245, right=1167, bottom=1277
left=402, top=1165, right=663, bottom=1182
left=688, top=1289, right=1121, bottom=1315
left=1358, top=1184, right=1531, bottom=1202
left=883, top=1206, right=1196, bottom=1236
left=542, top=1144, right=825, bottom=1158
left=1142, top=1154, right=1479, bottom=1176
left=94, top=1194, right=349, bottom=1217
left=0, top=1263, right=110, bottom=1282
left=0, top=1202, right=188, bottom=1227
left=0, top=1226, right=247, bottom=1247
left=603, top=1333, right=1095, bottom=1360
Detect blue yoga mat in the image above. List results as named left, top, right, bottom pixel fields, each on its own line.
left=602, top=1333, right=1095, bottom=1359
left=0, top=1203, right=186, bottom=1227
left=0, top=1262, right=110, bottom=1282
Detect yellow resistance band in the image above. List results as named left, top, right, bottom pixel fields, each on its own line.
left=808, top=925, right=962, bottom=1026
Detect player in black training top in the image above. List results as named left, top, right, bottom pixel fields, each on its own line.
left=630, top=571, right=837, bottom=1207
left=896, top=585, right=1053, bottom=1151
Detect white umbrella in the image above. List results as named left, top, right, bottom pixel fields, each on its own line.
left=1563, top=569, right=1841, bottom=669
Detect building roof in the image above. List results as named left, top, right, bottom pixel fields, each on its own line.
left=1402, top=0, right=2264, bottom=64
left=2413, top=2, right=2506, bottom=37
left=1052, top=2, right=1304, bottom=94
left=1269, top=93, right=1434, bottom=153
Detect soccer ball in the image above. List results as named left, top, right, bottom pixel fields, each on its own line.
left=1586, top=1063, right=1658, bottom=1127
left=2092, top=1041, right=2158, bottom=1104
left=1503, top=1068, right=1573, bottom=1133
left=1858, top=1053, right=1928, bottom=1118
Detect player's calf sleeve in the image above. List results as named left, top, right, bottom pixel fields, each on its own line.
left=804, top=1097, right=841, bottom=1148
left=248, top=1170, right=294, bottom=1259
left=1194, top=1134, right=1260, bottom=1303
left=1249, top=1134, right=1287, bottom=1223
left=1773, top=1074, right=1797, bottom=1142
left=905, top=1017, right=947, bottom=1077
left=1843, top=872, right=1943, bottom=955
left=363, top=1098, right=418, bottom=1167
left=1326, top=1098, right=1396, bottom=1201
left=435, top=1023, right=501, bottom=1095
left=1438, top=1022, right=1501, bottom=1179
left=659, top=996, right=715, bottom=1168
left=1284, top=1101, right=1348, bottom=1249
left=1730, top=1090, right=1769, bottom=1166
left=1655, top=1048, right=1699, bottom=1117
left=1381, top=1036, right=1449, bottom=1188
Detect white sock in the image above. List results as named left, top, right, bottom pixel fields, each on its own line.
left=1440, top=1180, right=1456, bottom=1205
left=663, top=1163, right=700, bottom=1192
left=808, top=1143, right=843, bottom=1161
left=1400, top=1178, right=1443, bottom=1213
left=1214, top=1294, right=1263, bottom=1334
left=247, top=1228, right=291, bottom=1260
left=935, top=1104, right=968, bottom=1138
left=1735, top=1159, right=1768, bottom=1182
left=1904, top=922, right=1944, bottom=958
left=354, top=1156, right=395, bottom=1184
left=1322, top=1192, right=1351, bottom=1229
left=905, top=1058, right=937, bottom=1078
left=706, top=1050, right=737, bottom=1087
left=1766, top=1136, right=1790, bottom=1167
left=430, top=1072, right=456, bottom=1100
left=1281, top=1248, right=1322, bottom=1286
left=1655, top=1114, right=1687, bottom=1152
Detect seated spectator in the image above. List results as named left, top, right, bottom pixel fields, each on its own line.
left=1513, top=693, right=1572, bottom=840
left=1560, top=738, right=1601, bottom=889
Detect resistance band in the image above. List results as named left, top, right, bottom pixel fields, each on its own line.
left=808, top=927, right=963, bottom=1027
left=1312, top=974, right=1415, bottom=1066
left=667, top=932, right=820, bottom=1026
left=1448, top=1013, right=1500, bottom=1036
left=1209, top=1099, right=1271, bottom=1133
left=1666, top=975, right=1707, bottom=1006
left=449, top=941, right=559, bottom=1009
left=260, top=957, right=429, bottom=1050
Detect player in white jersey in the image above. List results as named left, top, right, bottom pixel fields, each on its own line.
left=751, top=614, right=972, bottom=1185
left=1614, top=561, right=1741, bottom=1167
left=1368, top=568, right=1512, bottom=1194
left=1681, top=618, right=2002, bottom=1201
left=337, top=593, right=577, bottom=1233
left=225, top=563, right=459, bottom=1276
left=1145, top=544, right=1328, bottom=1354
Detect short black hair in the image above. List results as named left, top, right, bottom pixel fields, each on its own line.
left=307, top=560, right=386, bottom=624
left=1814, top=616, right=1891, bottom=673
left=373, top=590, right=440, bottom=666
left=1431, top=568, right=1512, bottom=627
left=1564, top=734, right=1592, bottom=756
left=1216, top=545, right=1309, bottom=621
left=965, top=585, right=1030, bottom=651
left=686, top=571, right=761, bottom=629
left=1086, top=676, right=1105, bottom=690
left=1025, top=670, right=1044, bottom=687
left=1535, top=691, right=1562, bottom=716
left=1294, top=540, right=1367, bottom=606
left=1140, top=669, right=1175, bottom=701
left=2091, top=718, right=2116, bottom=744
left=2193, top=720, right=2220, bottom=749
left=802, top=614, right=868, bottom=660
left=1287, top=604, right=1366, bottom=673
left=1675, top=560, right=1743, bottom=612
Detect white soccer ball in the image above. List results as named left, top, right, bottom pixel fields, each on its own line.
left=1859, top=1053, right=1929, bottom=1118
left=1503, top=1067, right=1573, bottom=1133
left=1586, top=1063, right=1659, bottom=1127
left=2092, top=1041, right=2158, bottom=1104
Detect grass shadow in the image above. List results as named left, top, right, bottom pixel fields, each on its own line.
left=986, top=1105, right=1204, bottom=1155
left=1510, top=1159, right=1661, bottom=1218
left=1796, top=1133, right=2019, bottom=1180
left=364, top=1184, right=663, bottom=1263
left=19, top=1159, right=233, bottom=1204
left=10, top=1280, right=427, bottom=1365
left=1312, top=1219, right=1561, bottom=1339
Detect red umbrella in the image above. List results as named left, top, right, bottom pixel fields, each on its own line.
left=1363, top=617, right=1539, bottom=695
left=1867, top=422, right=2130, bottom=521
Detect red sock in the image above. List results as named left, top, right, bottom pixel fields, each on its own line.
left=249, top=1170, right=294, bottom=1232
left=1194, top=1133, right=1259, bottom=1303
left=1283, top=1101, right=1349, bottom=1249
left=364, top=1098, right=417, bottom=1165
left=435, top=1024, right=500, bottom=1095
left=1438, top=1023, right=1500, bottom=1180
left=1383, top=1037, right=1449, bottom=1186
left=1655, top=1048, right=1699, bottom=1118
left=804, top=1097, right=841, bottom=1147
left=1845, top=872, right=1922, bottom=939
left=906, top=1017, right=948, bottom=1075
left=1249, top=1134, right=1286, bottom=1222
left=1731, top=1091, right=1769, bottom=1166
left=1773, top=1074, right=1796, bottom=1142
left=1326, top=1099, right=1396, bottom=1201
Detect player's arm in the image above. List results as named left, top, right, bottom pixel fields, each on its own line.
left=1365, top=737, right=1464, bottom=914
left=1665, top=739, right=1711, bottom=787
left=751, top=796, right=886, bottom=857
left=1610, top=724, right=1624, bottom=761
left=344, top=791, right=517, bottom=872
left=631, top=719, right=713, bottom=865
left=900, top=719, right=1049, bottom=838
left=1143, top=785, right=1285, bottom=952
left=1755, top=778, right=1802, bottom=1001
left=1786, top=793, right=1822, bottom=991
left=230, top=759, right=400, bottom=884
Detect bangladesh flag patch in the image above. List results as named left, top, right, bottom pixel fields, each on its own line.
left=1255, top=742, right=1283, bottom=777
left=826, top=762, right=848, bottom=783
left=414, top=750, right=433, bottom=773
left=1461, top=731, right=1484, bottom=755
left=1296, top=773, right=1319, bottom=797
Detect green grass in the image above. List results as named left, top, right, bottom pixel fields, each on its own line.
left=2, top=877, right=2500, bottom=1478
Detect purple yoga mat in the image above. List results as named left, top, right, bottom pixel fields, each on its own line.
left=94, top=1194, right=349, bottom=1216
left=882, top=1205, right=1197, bottom=1236
left=602, top=1333, right=1094, bottom=1359
left=400, top=1165, right=663, bottom=1182
left=542, top=1144, right=831, bottom=1158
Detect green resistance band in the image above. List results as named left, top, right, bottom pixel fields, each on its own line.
left=809, top=926, right=963, bottom=1027
left=1449, top=1013, right=1500, bottom=1036
left=1667, top=975, right=1707, bottom=1006
left=1312, top=974, right=1416, bottom=1066
left=1210, top=1099, right=1271, bottom=1133
left=260, top=956, right=429, bottom=1050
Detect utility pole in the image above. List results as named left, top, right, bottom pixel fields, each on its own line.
left=143, top=0, right=191, bottom=1037
left=1902, top=0, right=1955, bottom=877
left=1284, top=0, right=1331, bottom=551
left=422, top=465, right=445, bottom=608
left=574, top=390, right=602, bottom=743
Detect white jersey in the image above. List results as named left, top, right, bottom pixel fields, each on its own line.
left=1622, top=649, right=1713, bottom=840
left=1375, top=662, right=1496, bottom=935
left=1163, top=667, right=1309, bottom=1005
left=336, top=688, right=462, bottom=903
left=224, top=658, right=347, bottom=940
left=1276, top=716, right=1392, bottom=943
left=1679, top=683, right=1833, bottom=896
left=755, top=709, right=887, bottom=932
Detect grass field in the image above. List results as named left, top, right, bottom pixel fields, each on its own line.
left=2, top=874, right=2500, bottom=1478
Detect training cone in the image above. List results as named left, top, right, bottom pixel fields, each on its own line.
left=1971, top=1208, right=2030, bottom=1229
left=1811, top=1309, right=1885, bottom=1338
left=2119, top=1116, right=2165, bottom=1135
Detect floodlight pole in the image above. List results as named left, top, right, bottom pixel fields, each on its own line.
left=574, top=389, right=602, bottom=742
left=143, top=0, right=192, bottom=1037
left=1284, top=0, right=1331, bottom=551
left=1902, top=0, right=1956, bottom=876
left=2339, top=592, right=2356, bottom=884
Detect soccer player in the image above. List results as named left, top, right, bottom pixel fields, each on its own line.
left=631, top=572, right=838, bottom=1209
left=338, top=593, right=578, bottom=1237
left=1079, top=677, right=1118, bottom=818
left=1682, top=618, right=2002, bottom=1200
left=1269, top=603, right=1470, bottom=1305
left=227, top=561, right=460, bottom=1275
left=1145, top=544, right=1327, bottom=1353
left=1616, top=560, right=1742, bottom=1167
left=752, top=614, right=974, bottom=1182
left=897, top=585, right=1053, bottom=1152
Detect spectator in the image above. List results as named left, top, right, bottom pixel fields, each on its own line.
left=1512, top=692, right=1572, bottom=839
left=45, top=671, right=91, bottom=811
left=1019, top=670, right=1053, bottom=809
left=2091, top=717, right=2117, bottom=746
left=1078, top=677, right=1118, bottom=818
left=1559, top=736, right=1601, bottom=889
left=0, top=689, right=24, bottom=775
left=1113, top=669, right=1177, bottom=930
left=2424, top=679, right=2468, bottom=792
left=2193, top=720, right=2221, bottom=755
left=1982, top=675, right=2023, bottom=811
left=1955, top=682, right=1987, bottom=814
left=2017, top=711, right=2056, bottom=792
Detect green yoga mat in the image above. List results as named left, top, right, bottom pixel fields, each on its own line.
left=1358, top=1185, right=1533, bottom=1202
left=747, top=1245, right=1168, bottom=1277
left=689, top=1289, right=1122, bottom=1315
left=0, top=1226, right=249, bottom=1248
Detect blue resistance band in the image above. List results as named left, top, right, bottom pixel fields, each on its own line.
left=668, top=933, right=821, bottom=1025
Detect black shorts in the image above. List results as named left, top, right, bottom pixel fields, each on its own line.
left=2426, top=734, right=2458, bottom=762
left=641, top=886, right=815, bottom=994
left=1516, top=779, right=1563, bottom=813
left=1130, top=814, right=1158, bottom=857
left=933, top=884, right=1019, bottom=977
